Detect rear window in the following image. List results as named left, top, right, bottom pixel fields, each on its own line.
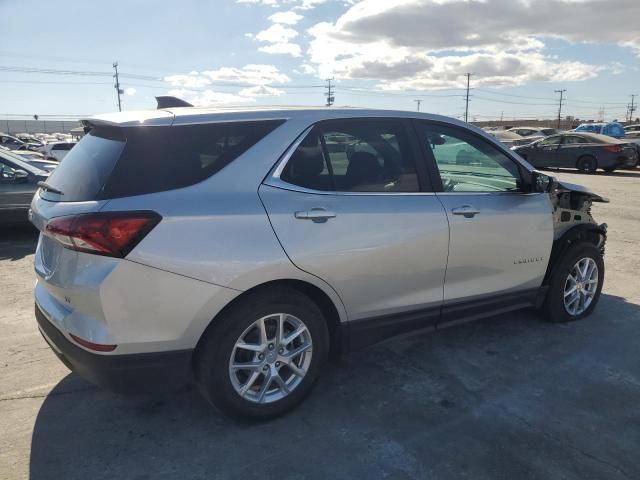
left=41, top=120, right=284, bottom=201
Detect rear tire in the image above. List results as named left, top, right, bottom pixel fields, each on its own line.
left=576, top=155, right=598, bottom=173
left=539, top=243, right=604, bottom=323
left=194, top=287, right=329, bottom=421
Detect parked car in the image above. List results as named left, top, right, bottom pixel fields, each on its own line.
left=31, top=106, right=607, bottom=420
left=512, top=132, right=638, bottom=172
left=0, top=146, right=55, bottom=170
left=624, top=124, right=640, bottom=133
left=37, top=141, right=76, bottom=161
left=487, top=130, right=532, bottom=148
left=508, top=126, right=560, bottom=140
left=15, top=133, right=45, bottom=147
left=574, top=122, right=626, bottom=139
left=0, top=149, right=49, bottom=224
left=0, top=133, right=26, bottom=150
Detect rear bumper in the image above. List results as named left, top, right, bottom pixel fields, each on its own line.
left=35, top=304, right=193, bottom=393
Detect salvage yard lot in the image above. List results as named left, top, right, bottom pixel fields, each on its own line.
left=1, top=170, right=639, bottom=480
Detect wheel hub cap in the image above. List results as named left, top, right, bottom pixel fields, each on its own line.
left=564, top=257, right=598, bottom=316
left=229, top=313, right=313, bottom=404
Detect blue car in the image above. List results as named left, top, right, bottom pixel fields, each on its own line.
left=575, top=122, right=626, bottom=139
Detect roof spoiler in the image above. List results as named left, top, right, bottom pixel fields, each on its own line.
left=155, top=96, right=194, bottom=109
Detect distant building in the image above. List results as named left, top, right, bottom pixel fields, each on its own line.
left=0, top=119, right=80, bottom=134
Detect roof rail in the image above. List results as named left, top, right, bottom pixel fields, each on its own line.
left=155, top=96, right=194, bottom=109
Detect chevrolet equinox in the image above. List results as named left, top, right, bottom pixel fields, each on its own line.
left=31, top=103, right=607, bottom=419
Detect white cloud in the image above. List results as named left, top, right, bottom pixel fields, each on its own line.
left=259, top=43, right=302, bottom=56
left=124, top=87, right=137, bottom=96
left=165, top=64, right=290, bottom=88
left=239, top=85, right=286, bottom=96
left=256, top=23, right=299, bottom=43
left=168, top=88, right=256, bottom=106
left=269, top=10, right=304, bottom=24
left=306, top=0, right=639, bottom=88
left=254, top=21, right=302, bottom=57
left=237, top=0, right=280, bottom=5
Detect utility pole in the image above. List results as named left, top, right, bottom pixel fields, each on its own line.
left=414, top=99, right=422, bottom=112
left=325, top=78, right=334, bottom=106
left=464, top=73, right=471, bottom=122
left=554, top=89, right=566, bottom=129
left=628, top=94, right=636, bottom=123
left=113, top=62, right=123, bottom=112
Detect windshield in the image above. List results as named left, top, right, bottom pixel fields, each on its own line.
left=0, top=148, right=45, bottom=175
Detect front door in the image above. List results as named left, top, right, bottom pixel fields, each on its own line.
left=529, top=135, right=562, bottom=167
left=414, top=121, right=554, bottom=316
left=260, top=118, right=449, bottom=328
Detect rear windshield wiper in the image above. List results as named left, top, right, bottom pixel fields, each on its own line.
left=37, top=181, right=64, bottom=195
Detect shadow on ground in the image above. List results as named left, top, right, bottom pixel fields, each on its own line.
left=0, top=225, right=38, bottom=261
left=30, top=294, right=640, bottom=480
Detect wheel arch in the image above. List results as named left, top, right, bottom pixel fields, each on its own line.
left=194, top=279, right=348, bottom=363
left=542, top=223, right=607, bottom=289
left=576, top=154, right=598, bottom=172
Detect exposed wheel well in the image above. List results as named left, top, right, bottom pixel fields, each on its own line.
left=195, top=279, right=345, bottom=362
left=542, top=224, right=606, bottom=288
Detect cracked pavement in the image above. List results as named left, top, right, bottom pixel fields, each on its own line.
left=1, top=170, right=640, bottom=479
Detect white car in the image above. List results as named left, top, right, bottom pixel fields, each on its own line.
left=37, top=142, right=76, bottom=161
left=508, top=127, right=560, bottom=142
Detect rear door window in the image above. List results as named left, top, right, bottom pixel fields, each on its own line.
left=40, top=120, right=284, bottom=201
left=280, top=120, right=420, bottom=192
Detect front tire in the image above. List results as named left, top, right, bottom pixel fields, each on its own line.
left=194, top=287, right=329, bottom=420
left=539, top=243, right=604, bottom=323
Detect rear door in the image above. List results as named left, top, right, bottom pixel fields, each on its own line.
left=260, top=118, right=449, bottom=329
left=556, top=135, right=589, bottom=167
left=413, top=121, right=553, bottom=318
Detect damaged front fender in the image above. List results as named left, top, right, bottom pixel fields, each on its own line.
left=542, top=174, right=608, bottom=240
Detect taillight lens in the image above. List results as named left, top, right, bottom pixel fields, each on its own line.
left=45, top=211, right=161, bottom=258
left=603, top=145, right=623, bottom=153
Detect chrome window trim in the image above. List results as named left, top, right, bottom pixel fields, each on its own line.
left=265, top=123, right=429, bottom=196
left=264, top=177, right=437, bottom=196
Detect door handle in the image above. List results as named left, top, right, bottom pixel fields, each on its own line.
left=294, top=208, right=336, bottom=223
left=451, top=205, right=480, bottom=218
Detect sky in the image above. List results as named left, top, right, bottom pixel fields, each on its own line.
left=1, top=0, right=639, bottom=122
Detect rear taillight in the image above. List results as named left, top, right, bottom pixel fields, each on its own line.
left=603, top=145, right=623, bottom=153
left=45, top=211, right=161, bottom=258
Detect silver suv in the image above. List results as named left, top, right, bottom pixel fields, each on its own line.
left=31, top=105, right=607, bottom=419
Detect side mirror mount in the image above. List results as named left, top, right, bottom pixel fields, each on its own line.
left=531, top=170, right=555, bottom=193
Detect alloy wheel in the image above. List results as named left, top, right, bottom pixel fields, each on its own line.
left=228, top=313, right=313, bottom=403
left=563, top=257, right=599, bottom=316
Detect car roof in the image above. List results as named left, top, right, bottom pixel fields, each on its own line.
left=82, top=106, right=472, bottom=130
left=492, top=130, right=523, bottom=139
left=564, top=132, right=625, bottom=143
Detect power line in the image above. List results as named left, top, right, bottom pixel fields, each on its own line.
left=555, top=89, right=566, bottom=129
left=325, top=78, right=334, bottom=106
left=113, top=62, right=122, bottom=112
left=464, top=73, right=471, bottom=123
left=627, top=94, right=636, bottom=122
